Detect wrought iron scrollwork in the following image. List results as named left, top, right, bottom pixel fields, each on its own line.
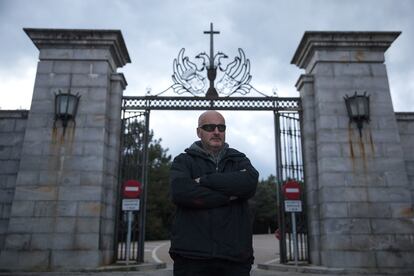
left=171, top=23, right=253, bottom=97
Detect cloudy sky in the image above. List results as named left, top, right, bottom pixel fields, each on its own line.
left=1, top=0, right=413, bottom=178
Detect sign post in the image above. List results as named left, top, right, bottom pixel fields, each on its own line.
left=122, top=180, right=142, bottom=265
left=282, top=180, right=302, bottom=266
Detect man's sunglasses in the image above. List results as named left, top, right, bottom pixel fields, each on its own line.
left=199, top=124, right=226, bottom=132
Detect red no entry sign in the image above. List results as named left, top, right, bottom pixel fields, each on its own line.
left=282, top=180, right=301, bottom=200
left=123, top=180, right=142, bottom=198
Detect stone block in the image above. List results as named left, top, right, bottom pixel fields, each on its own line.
left=59, top=186, right=102, bottom=201
left=1, top=204, right=11, bottom=219
left=349, top=202, right=391, bottom=218
left=22, top=127, right=53, bottom=142
left=321, top=250, right=376, bottom=268
left=34, top=201, right=57, bottom=217
left=320, top=187, right=368, bottom=202
left=394, top=234, right=414, bottom=251
left=76, top=217, right=100, bottom=233
left=376, top=251, right=414, bottom=268
left=10, top=200, right=35, bottom=217
left=0, top=133, right=23, bottom=147
left=14, top=119, right=27, bottom=132
left=55, top=218, right=76, bottom=233
left=87, top=87, right=109, bottom=102
left=0, top=160, right=19, bottom=174
left=85, top=114, right=107, bottom=128
left=27, top=100, right=53, bottom=118
left=75, top=233, right=99, bottom=250
left=318, top=157, right=353, bottom=173
left=0, top=145, right=11, bottom=159
left=321, top=218, right=371, bottom=235
left=371, top=218, right=413, bottom=234
left=52, top=233, right=76, bottom=249
left=8, top=217, right=54, bottom=233
left=320, top=202, right=348, bottom=217
left=14, top=186, right=58, bottom=201
left=16, top=171, right=39, bottom=186
left=34, top=73, right=71, bottom=88
left=80, top=172, right=103, bottom=186
left=77, top=201, right=102, bottom=217
left=63, top=155, right=105, bottom=172
left=57, top=201, right=77, bottom=217
left=317, top=143, right=342, bottom=158
left=58, top=171, right=81, bottom=186
left=4, top=234, right=31, bottom=250
left=83, top=142, right=105, bottom=157
left=51, top=249, right=101, bottom=270
left=367, top=187, right=411, bottom=202
left=0, top=250, right=50, bottom=270
left=31, top=233, right=52, bottom=250
left=0, top=188, right=13, bottom=204
left=319, top=172, right=346, bottom=187
left=321, top=234, right=351, bottom=250
left=71, top=73, right=108, bottom=88
left=369, top=63, right=387, bottom=76
left=74, top=127, right=106, bottom=143
left=0, top=120, right=15, bottom=132
left=21, top=141, right=43, bottom=156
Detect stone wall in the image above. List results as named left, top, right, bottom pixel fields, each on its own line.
left=292, top=32, right=413, bottom=274
left=0, top=111, right=28, bottom=251
left=0, top=29, right=130, bottom=271
left=396, top=112, right=414, bottom=205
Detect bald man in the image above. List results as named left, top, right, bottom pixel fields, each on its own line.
left=169, top=110, right=259, bottom=276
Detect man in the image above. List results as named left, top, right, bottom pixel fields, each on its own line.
left=169, top=110, right=259, bottom=276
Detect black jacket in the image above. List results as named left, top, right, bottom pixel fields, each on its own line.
left=169, top=141, right=259, bottom=263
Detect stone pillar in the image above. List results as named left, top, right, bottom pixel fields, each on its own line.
left=292, top=32, right=413, bottom=274
left=0, top=28, right=130, bottom=271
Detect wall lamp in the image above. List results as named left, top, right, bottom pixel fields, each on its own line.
left=54, top=89, right=81, bottom=130
left=344, top=91, right=370, bottom=137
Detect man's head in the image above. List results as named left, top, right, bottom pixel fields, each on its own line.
left=197, top=110, right=226, bottom=154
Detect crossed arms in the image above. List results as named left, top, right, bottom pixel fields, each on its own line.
left=170, top=154, right=259, bottom=209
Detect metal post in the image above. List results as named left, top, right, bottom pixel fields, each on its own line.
left=138, top=109, right=150, bottom=263
left=126, top=211, right=132, bottom=265
left=274, top=111, right=286, bottom=263
left=291, top=212, right=299, bottom=266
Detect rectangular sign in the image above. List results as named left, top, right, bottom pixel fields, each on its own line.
left=122, top=199, right=140, bottom=211
left=284, top=200, right=302, bottom=212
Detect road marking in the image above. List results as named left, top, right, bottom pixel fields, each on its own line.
left=151, top=242, right=168, bottom=263
left=264, top=258, right=280, bottom=264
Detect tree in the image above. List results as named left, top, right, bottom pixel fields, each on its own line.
left=120, top=117, right=174, bottom=241
left=250, top=175, right=278, bottom=234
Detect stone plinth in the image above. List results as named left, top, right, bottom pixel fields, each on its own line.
left=0, top=29, right=130, bottom=271
left=292, top=32, right=414, bottom=274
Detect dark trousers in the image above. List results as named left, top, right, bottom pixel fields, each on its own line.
left=173, top=256, right=252, bottom=276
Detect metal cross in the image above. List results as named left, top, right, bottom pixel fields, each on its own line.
left=203, top=22, right=220, bottom=69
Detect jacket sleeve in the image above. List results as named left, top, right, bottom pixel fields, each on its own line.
left=200, top=156, right=259, bottom=200
left=169, top=154, right=230, bottom=209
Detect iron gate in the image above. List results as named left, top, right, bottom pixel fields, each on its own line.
left=275, top=111, right=309, bottom=264
left=115, top=110, right=150, bottom=263
left=114, top=95, right=308, bottom=264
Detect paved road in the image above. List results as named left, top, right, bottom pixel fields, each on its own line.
left=144, top=234, right=280, bottom=267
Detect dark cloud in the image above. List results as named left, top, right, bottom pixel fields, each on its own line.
left=1, top=0, right=413, bottom=176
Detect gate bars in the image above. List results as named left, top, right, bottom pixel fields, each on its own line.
left=274, top=111, right=309, bottom=264
left=115, top=110, right=150, bottom=263
left=115, top=95, right=308, bottom=264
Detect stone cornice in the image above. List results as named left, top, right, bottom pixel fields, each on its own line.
left=24, top=28, right=131, bottom=68
left=291, top=31, right=401, bottom=69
